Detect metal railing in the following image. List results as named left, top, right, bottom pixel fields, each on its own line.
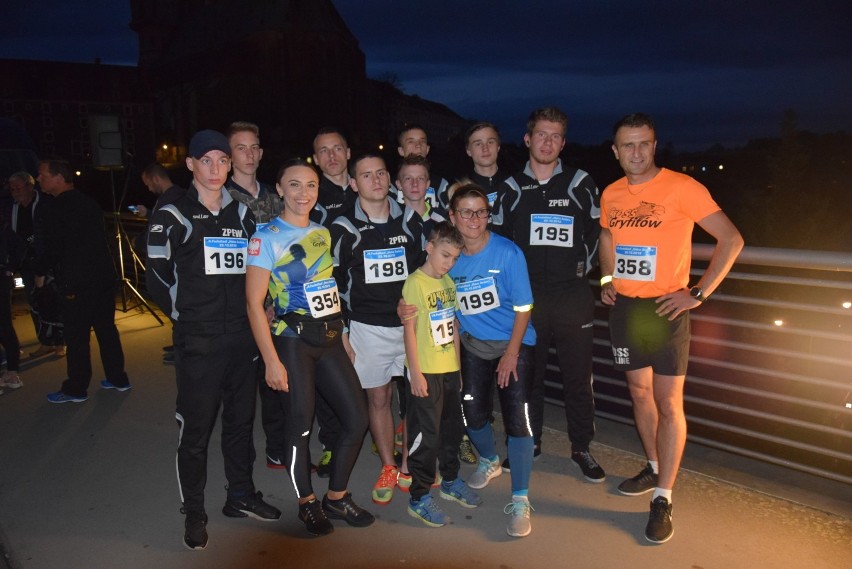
left=544, top=245, right=852, bottom=485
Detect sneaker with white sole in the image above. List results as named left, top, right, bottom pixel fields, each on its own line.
left=408, top=494, right=450, bottom=527
left=46, top=391, right=87, bottom=404
left=571, top=450, right=605, bottom=483
left=100, top=379, right=131, bottom=392
left=467, top=455, right=502, bottom=489
left=0, top=372, right=22, bottom=390
left=222, top=490, right=281, bottom=521
left=504, top=496, right=534, bottom=537
left=645, top=496, right=674, bottom=543
left=439, top=478, right=481, bottom=508
left=618, top=462, right=658, bottom=496
left=181, top=508, right=208, bottom=550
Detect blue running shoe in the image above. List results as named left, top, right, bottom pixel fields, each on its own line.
left=439, top=478, right=482, bottom=508
left=47, top=391, right=87, bottom=404
left=100, top=380, right=132, bottom=392
left=407, top=495, right=450, bottom=527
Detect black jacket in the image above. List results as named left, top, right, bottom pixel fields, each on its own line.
left=34, top=188, right=116, bottom=291
left=146, top=184, right=256, bottom=334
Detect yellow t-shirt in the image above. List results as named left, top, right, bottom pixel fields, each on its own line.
left=600, top=168, right=720, bottom=298
left=401, top=269, right=459, bottom=374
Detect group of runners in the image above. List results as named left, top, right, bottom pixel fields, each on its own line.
left=144, top=106, right=743, bottom=549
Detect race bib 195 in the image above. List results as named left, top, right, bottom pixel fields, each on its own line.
left=530, top=214, right=573, bottom=247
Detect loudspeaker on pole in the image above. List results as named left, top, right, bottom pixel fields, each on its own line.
left=89, top=114, right=124, bottom=169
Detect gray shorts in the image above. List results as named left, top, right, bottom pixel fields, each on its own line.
left=349, top=320, right=405, bottom=388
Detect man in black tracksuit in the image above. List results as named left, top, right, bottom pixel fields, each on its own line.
left=492, top=107, right=605, bottom=483
left=146, top=129, right=279, bottom=551
left=35, top=159, right=129, bottom=403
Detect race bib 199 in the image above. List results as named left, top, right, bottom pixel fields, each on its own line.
left=204, top=237, right=247, bottom=274
left=530, top=214, right=573, bottom=247
left=456, top=277, right=500, bottom=315
left=429, top=307, right=455, bottom=346
left=364, top=247, right=408, bottom=284
left=614, top=245, right=657, bottom=281
left=304, top=278, right=341, bottom=318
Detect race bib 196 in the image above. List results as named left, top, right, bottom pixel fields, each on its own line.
left=364, top=247, right=408, bottom=284
left=614, top=245, right=657, bottom=281
left=304, top=278, right=341, bottom=318
left=429, top=307, right=455, bottom=346
left=530, top=214, right=573, bottom=247
left=204, top=237, right=247, bottom=275
left=456, top=277, right=500, bottom=315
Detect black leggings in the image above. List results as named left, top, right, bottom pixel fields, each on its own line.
left=461, top=344, right=534, bottom=437
left=273, top=335, right=368, bottom=498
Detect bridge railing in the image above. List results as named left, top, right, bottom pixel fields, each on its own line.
left=545, top=245, right=852, bottom=484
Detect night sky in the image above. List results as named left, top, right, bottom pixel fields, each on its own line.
left=2, top=1, right=850, bottom=151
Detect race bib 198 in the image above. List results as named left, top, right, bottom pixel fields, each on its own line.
left=429, top=307, right=455, bottom=346
left=204, top=237, right=247, bottom=274
left=530, top=214, right=573, bottom=247
left=614, top=245, right=657, bottom=281
left=364, top=247, right=408, bottom=284
left=304, top=278, right=341, bottom=318
left=456, top=277, right=500, bottom=315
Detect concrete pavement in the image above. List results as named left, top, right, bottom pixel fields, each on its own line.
left=1, top=300, right=850, bottom=569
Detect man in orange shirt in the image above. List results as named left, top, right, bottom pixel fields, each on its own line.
left=599, top=113, right=743, bottom=544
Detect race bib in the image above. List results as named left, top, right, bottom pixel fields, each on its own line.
left=530, top=214, right=573, bottom=247
left=614, top=245, right=657, bottom=281
left=456, top=277, right=500, bottom=315
left=304, top=278, right=341, bottom=318
left=396, top=186, right=437, bottom=208
left=204, top=237, right=247, bottom=274
left=429, top=307, right=455, bottom=346
left=364, top=247, right=408, bottom=284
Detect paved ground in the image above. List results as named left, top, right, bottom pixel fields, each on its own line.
left=1, top=300, right=850, bottom=569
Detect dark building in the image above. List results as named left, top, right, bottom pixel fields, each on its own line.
left=2, top=0, right=470, bottom=189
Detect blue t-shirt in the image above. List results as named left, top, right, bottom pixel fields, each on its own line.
left=247, top=216, right=338, bottom=335
left=449, top=232, right=536, bottom=346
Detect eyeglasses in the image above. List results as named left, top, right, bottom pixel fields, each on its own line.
left=454, top=208, right=491, bottom=219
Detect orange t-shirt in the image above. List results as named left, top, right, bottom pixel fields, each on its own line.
left=600, top=168, right=720, bottom=298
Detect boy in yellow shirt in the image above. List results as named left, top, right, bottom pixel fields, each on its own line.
left=401, top=221, right=481, bottom=526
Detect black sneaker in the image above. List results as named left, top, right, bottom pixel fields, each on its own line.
left=182, top=509, right=208, bottom=551
left=618, top=463, right=658, bottom=496
left=501, top=445, right=541, bottom=473
left=222, top=491, right=281, bottom=521
left=645, top=496, right=673, bottom=543
left=322, top=492, right=375, bottom=527
left=299, top=498, right=334, bottom=536
left=571, top=450, right=606, bottom=483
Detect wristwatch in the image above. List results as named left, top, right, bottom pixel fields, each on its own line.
left=689, top=286, right=706, bottom=303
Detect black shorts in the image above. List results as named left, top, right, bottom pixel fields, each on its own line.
left=608, top=294, right=690, bottom=376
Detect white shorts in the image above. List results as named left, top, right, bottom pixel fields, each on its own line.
left=349, top=321, right=405, bottom=389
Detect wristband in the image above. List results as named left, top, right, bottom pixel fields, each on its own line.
left=600, top=274, right=613, bottom=286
